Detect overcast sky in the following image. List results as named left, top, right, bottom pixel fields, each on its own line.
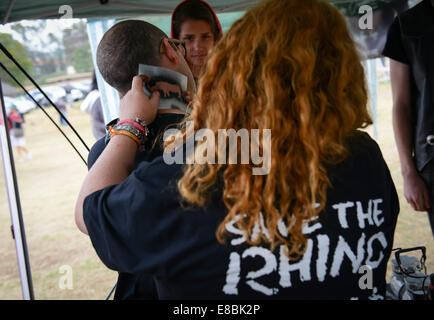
left=0, top=18, right=83, bottom=52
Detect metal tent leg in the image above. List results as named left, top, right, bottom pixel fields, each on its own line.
left=0, top=78, right=34, bottom=300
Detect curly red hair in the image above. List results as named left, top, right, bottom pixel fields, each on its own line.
left=177, top=0, right=372, bottom=258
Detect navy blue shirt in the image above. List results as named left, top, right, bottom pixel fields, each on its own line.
left=84, top=131, right=399, bottom=299
left=87, top=113, right=185, bottom=300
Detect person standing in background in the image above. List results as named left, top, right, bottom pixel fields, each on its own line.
left=90, top=97, right=105, bottom=140
left=80, top=72, right=106, bottom=140
left=171, top=0, right=222, bottom=82
left=382, top=0, right=434, bottom=237
left=64, top=82, right=73, bottom=108
left=8, top=106, right=31, bottom=162
left=57, top=97, right=68, bottom=126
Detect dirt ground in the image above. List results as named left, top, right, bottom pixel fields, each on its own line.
left=0, top=82, right=433, bottom=300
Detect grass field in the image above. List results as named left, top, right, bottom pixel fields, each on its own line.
left=0, top=103, right=117, bottom=299
left=0, top=81, right=433, bottom=300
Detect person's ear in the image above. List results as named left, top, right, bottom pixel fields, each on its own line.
left=161, top=38, right=180, bottom=65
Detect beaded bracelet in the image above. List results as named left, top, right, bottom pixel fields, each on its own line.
left=115, top=123, right=146, bottom=144
left=108, top=126, right=141, bottom=148
left=118, top=119, right=148, bottom=138
left=134, top=117, right=148, bottom=130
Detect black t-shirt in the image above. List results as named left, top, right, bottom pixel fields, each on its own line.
left=383, top=0, right=434, bottom=63
left=87, top=112, right=186, bottom=300
left=382, top=0, right=434, bottom=171
left=84, top=131, right=399, bottom=299
left=382, top=17, right=409, bottom=64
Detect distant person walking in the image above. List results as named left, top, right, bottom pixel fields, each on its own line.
left=64, top=82, right=74, bottom=108
left=57, top=97, right=68, bottom=126
left=8, top=106, right=31, bottom=162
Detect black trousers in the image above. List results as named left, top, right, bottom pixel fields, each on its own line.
left=420, top=159, right=434, bottom=238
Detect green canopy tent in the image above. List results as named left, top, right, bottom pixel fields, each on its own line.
left=0, top=0, right=412, bottom=22
left=1, top=0, right=259, bottom=23
left=0, top=0, right=415, bottom=300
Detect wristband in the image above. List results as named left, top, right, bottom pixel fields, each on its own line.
left=134, top=117, right=148, bottom=130
left=115, top=123, right=146, bottom=144
left=117, top=130, right=141, bottom=147
left=118, top=119, right=148, bottom=138
left=108, top=125, right=141, bottom=149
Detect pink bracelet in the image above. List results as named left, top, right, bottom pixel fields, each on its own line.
left=118, top=119, right=147, bottom=137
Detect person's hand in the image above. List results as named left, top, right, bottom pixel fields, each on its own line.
left=119, top=76, right=160, bottom=125
left=403, top=170, right=431, bottom=212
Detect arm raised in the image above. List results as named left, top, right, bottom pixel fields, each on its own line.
left=75, top=76, right=160, bottom=234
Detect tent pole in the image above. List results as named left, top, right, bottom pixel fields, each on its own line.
left=0, top=79, right=34, bottom=300
left=1, top=0, right=14, bottom=24
left=368, top=58, right=378, bottom=140
left=86, top=19, right=120, bottom=124
left=109, top=1, right=172, bottom=12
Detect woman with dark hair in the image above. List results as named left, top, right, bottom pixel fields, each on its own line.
left=171, top=0, right=222, bottom=80
left=76, top=0, right=399, bottom=299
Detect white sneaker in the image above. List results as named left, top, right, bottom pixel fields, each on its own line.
left=27, top=153, right=32, bottom=160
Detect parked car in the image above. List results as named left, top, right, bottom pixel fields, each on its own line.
left=27, top=86, right=66, bottom=107
left=3, top=96, right=37, bottom=114
left=72, top=81, right=91, bottom=95
left=26, top=88, right=45, bottom=105
left=70, top=88, right=84, bottom=101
